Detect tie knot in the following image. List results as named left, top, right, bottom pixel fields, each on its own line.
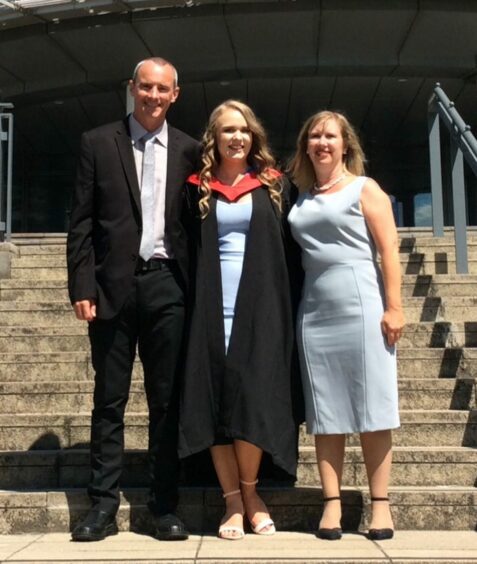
left=141, top=132, right=155, bottom=143
left=139, top=133, right=156, bottom=152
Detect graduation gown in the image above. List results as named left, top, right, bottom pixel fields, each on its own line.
left=178, top=176, right=300, bottom=478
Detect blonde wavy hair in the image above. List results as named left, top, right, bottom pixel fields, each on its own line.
left=198, top=100, right=282, bottom=218
left=288, top=110, right=366, bottom=192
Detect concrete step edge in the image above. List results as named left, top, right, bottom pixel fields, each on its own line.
left=0, top=485, right=475, bottom=533
left=0, top=378, right=473, bottom=392
left=2, top=444, right=475, bottom=459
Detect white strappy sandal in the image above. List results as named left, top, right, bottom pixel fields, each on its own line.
left=240, top=479, right=276, bottom=536
left=218, top=489, right=245, bottom=540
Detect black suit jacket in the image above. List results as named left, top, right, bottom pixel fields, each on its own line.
left=67, top=118, right=200, bottom=319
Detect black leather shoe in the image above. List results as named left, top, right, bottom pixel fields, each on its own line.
left=155, top=513, right=189, bottom=541
left=368, top=528, right=394, bottom=540
left=71, top=509, right=118, bottom=542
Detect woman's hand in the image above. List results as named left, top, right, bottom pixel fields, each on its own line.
left=381, top=307, right=405, bottom=346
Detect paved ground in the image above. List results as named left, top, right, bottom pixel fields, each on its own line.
left=0, top=531, right=476, bottom=563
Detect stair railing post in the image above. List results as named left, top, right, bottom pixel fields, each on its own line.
left=450, top=136, right=468, bottom=274
left=0, top=103, right=13, bottom=242
left=428, top=95, right=444, bottom=237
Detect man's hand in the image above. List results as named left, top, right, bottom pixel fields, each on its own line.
left=73, top=299, right=97, bottom=322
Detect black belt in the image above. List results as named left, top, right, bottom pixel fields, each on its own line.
left=136, top=257, right=174, bottom=273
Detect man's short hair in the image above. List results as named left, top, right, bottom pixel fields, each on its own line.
left=132, top=57, right=179, bottom=88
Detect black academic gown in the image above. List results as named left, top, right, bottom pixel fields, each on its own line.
left=178, top=178, right=301, bottom=479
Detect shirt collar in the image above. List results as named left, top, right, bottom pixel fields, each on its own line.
left=129, top=114, right=168, bottom=148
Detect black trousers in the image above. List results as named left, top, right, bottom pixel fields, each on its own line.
left=87, top=261, right=186, bottom=516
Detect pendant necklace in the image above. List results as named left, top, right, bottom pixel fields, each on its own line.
left=312, top=173, right=346, bottom=194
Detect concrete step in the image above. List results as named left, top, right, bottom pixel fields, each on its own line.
left=400, top=322, right=477, bottom=348
left=9, top=267, right=67, bottom=281
left=0, top=352, right=92, bottom=382
left=0, top=288, right=69, bottom=301
left=0, top=352, right=156, bottom=382
left=400, top=251, right=477, bottom=265
left=5, top=235, right=477, bottom=259
left=0, top=348, right=472, bottom=382
left=12, top=249, right=477, bottom=267
left=398, top=230, right=477, bottom=245
left=8, top=278, right=477, bottom=302
left=5, top=236, right=469, bottom=257
left=398, top=227, right=477, bottom=238
left=398, top=379, right=475, bottom=410
left=16, top=244, right=66, bottom=255
left=10, top=252, right=477, bottom=273
left=397, top=348, right=477, bottom=378
left=0, top=346, right=477, bottom=382
left=299, top=410, right=477, bottom=448
left=0, top=280, right=67, bottom=288
left=402, top=274, right=477, bottom=297
left=399, top=240, right=477, bottom=253
left=0, top=323, right=474, bottom=352
left=400, top=256, right=477, bottom=275
left=1, top=446, right=475, bottom=490
left=298, top=446, right=477, bottom=488
left=10, top=234, right=66, bottom=244
left=0, top=302, right=75, bottom=326
left=3, top=229, right=472, bottom=245
left=0, top=486, right=474, bottom=534
left=0, top=326, right=88, bottom=353
left=5, top=274, right=477, bottom=302
left=0, top=411, right=475, bottom=451
left=18, top=249, right=471, bottom=270
left=6, top=229, right=471, bottom=247
left=11, top=255, right=66, bottom=268
left=402, top=297, right=477, bottom=322
left=0, top=378, right=473, bottom=414
left=0, top=280, right=68, bottom=301
left=0, top=380, right=147, bottom=414
left=8, top=244, right=477, bottom=280
left=2, top=296, right=477, bottom=325
left=0, top=344, right=477, bottom=382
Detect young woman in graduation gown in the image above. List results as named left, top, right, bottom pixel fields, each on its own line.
left=178, top=100, right=301, bottom=540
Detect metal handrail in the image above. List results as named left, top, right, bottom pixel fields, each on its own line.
left=427, top=83, right=477, bottom=274
left=0, top=103, right=13, bottom=242
left=431, top=84, right=477, bottom=174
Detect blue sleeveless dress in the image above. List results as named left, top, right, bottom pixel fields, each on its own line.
left=288, top=176, right=400, bottom=434
left=216, top=199, right=253, bottom=351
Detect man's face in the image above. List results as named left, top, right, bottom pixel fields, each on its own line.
left=129, top=61, right=179, bottom=130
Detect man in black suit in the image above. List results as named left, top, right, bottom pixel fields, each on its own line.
left=67, top=57, right=199, bottom=542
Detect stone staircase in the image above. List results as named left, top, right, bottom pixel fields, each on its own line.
left=0, top=231, right=475, bottom=535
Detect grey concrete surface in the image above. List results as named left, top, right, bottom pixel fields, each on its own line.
left=0, top=531, right=476, bottom=563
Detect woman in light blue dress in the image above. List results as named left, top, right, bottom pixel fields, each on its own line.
left=288, top=111, right=404, bottom=541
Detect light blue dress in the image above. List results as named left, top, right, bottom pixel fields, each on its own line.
left=216, top=199, right=253, bottom=351
left=288, top=176, right=400, bottom=434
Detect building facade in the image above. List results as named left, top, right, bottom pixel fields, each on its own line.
left=1, top=0, right=477, bottom=232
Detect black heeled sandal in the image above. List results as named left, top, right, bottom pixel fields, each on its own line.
left=317, top=496, right=342, bottom=540
left=368, top=497, right=394, bottom=540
